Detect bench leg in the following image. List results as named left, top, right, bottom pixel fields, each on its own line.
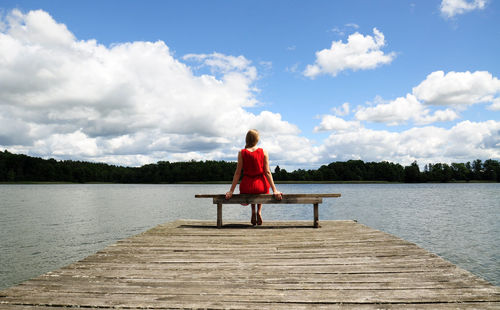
left=217, top=203, right=223, bottom=228
left=313, top=203, right=319, bottom=228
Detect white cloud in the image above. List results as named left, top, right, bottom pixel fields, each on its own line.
left=183, top=52, right=257, bottom=81
left=489, top=98, right=500, bottom=111
left=354, top=94, right=459, bottom=126
left=260, top=134, right=321, bottom=167
left=417, top=108, right=460, bottom=124
left=304, top=28, right=396, bottom=78
left=413, top=71, right=500, bottom=106
left=6, top=9, right=75, bottom=46
left=286, top=63, right=300, bottom=73
left=440, top=0, right=487, bottom=18
left=331, top=102, right=350, bottom=116
left=347, top=70, right=499, bottom=126
left=38, top=130, right=100, bottom=158
left=355, top=94, right=422, bottom=126
left=318, top=120, right=500, bottom=165
left=330, top=24, right=360, bottom=36
left=1, top=9, right=498, bottom=171
left=0, top=9, right=309, bottom=166
left=0, top=111, right=32, bottom=145
left=329, top=27, right=345, bottom=36
left=314, top=115, right=360, bottom=132
left=316, top=68, right=500, bottom=165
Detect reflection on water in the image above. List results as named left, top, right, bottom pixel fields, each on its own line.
left=0, top=183, right=498, bottom=289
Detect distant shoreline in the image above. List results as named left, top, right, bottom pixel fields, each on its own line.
left=2, top=151, right=499, bottom=183
left=1, top=180, right=496, bottom=185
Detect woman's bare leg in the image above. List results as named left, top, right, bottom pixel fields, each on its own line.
left=251, top=204, right=257, bottom=225
left=257, top=204, right=263, bottom=225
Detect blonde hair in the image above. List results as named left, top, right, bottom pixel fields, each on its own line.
left=245, top=129, right=260, bottom=148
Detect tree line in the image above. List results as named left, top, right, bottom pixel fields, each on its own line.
left=1, top=150, right=499, bottom=183
left=274, top=159, right=500, bottom=183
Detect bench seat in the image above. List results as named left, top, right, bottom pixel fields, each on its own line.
left=195, top=193, right=341, bottom=228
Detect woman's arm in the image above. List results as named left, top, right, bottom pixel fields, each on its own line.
left=263, top=149, right=282, bottom=200
left=225, top=151, right=243, bottom=199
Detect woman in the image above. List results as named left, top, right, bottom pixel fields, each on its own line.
left=225, top=129, right=282, bottom=225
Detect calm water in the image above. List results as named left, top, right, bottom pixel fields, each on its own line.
left=0, top=183, right=498, bottom=289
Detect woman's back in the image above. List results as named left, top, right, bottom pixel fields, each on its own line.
left=240, top=148, right=269, bottom=194
left=241, top=148, right=265, bottom=176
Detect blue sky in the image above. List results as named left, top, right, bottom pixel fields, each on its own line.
left=0, top=0, right=499, bottom=169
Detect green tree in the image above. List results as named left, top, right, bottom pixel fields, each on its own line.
left=472, top=159, right=483, bottom=179
left=404, top=161, right=420, bottom=183
left=483, top=159, right=500, bottom=181
left=451, top=163, right=469, bottom=181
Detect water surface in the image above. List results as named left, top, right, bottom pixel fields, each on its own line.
left=0, top=183, right=498, bottom=289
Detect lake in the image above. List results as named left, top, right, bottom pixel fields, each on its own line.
left=0, top=183, right=499, bottom=290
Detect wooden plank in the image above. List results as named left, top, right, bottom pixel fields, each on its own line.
left=213, top=196, right=322, bottom=204
left=195, top=193, right=341, bottom=198
left=1, top=302, right=499, bottom=310
left=2, top=287, right=499, bottom=304
left=196, top=193, right=339, bottom=204
left=1, top=220, right=498, bottom=309
left=216, top=203, right=222, bottom=228
left=314, top=203, right=319, bottom=228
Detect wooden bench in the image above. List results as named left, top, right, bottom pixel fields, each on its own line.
left=195, top=193, right=341, bottom=228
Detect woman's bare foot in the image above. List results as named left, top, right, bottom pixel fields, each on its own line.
left=251, top=213, right=257, bottom=226
left=257, top=213, right=263, bottom=225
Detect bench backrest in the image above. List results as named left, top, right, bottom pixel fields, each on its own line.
left=195, top=194, right=341, bottom=205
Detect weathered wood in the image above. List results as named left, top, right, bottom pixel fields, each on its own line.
left=314, top=203, right=319, bottom=228
left=196, top=193, right=340, bottom=228
left=213, top=196, right=322, bottom=204
left=1, top=303, right=500, bottom=310
left=1, top=220, right=498, bottom=309
left=195, top=193, right=341, bottom=202
left=217, top=203, right=222, bottom=228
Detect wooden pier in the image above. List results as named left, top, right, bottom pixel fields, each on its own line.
left=1, top=220, right=499, bottom=309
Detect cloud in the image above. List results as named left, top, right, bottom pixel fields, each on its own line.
left=316, top=68, right=500, bottom=165
left=1, top=9, right=497, bottom=171
left=331, top=102, right=350, bottom=116
left=329, top=27, right=345, bottom=36
left=345, top=23, right=360, bottom=29
left=318, top=120, right=500, bottom=165
left=183, top=52, right=257, bottom=81
left=0, top=9, right=309, bottom=166
left=355, top=95, right=421, bottom=125
left=5, top=9, right=75, bottom=46
left=354, top=94, right=459, bottom=126
left=416, top=108, right=460, bottom=124
left=346, top=70, right=499, bottom=126
left=286, top=63, right=300, bottom=73
left=489, top=98, right=500, bottom=111
left=314, top=115, right=360, bottom=132
left=260, top=134, right=321, bottom=167
left=440, top=0, right=487, bottom=18
left=330, top=24, right=360, bottom=36
left=304, top=28, right=396, bottom=78
left=0, top=111, right=32, bottom=145
left=413, top=70, right=500, bottom=106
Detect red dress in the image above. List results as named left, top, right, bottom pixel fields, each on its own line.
left=239, top=148, right=270, bottom=194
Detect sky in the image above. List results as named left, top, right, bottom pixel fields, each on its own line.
left=0, top=0, right=499, bottom=170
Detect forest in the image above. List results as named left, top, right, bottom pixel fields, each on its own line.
left=1, top=150, right=499, bottom=183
